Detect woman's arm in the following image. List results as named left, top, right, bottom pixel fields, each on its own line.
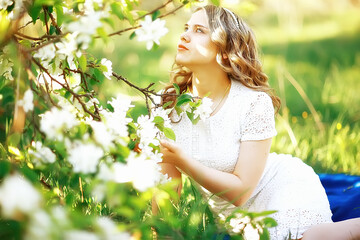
left=160, top=138, right=271, bottom=206
left=302, top=218, right=360, bottom=240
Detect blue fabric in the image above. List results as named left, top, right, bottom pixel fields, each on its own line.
left=319, top=173, right=360, bottom=222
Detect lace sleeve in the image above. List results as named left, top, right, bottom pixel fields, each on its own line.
left=240, top=92, right=277, bottom=141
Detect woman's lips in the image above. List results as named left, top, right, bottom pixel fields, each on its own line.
left=177, top=44, right=188, bottom=51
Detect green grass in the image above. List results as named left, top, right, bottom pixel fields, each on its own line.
left=90, top=5, right=360, bottom=174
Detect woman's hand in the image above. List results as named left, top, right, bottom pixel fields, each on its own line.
left=160, top=140, right=188, bottom=168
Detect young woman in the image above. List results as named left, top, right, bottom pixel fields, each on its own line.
left=158, top=5, right=333, bottom=239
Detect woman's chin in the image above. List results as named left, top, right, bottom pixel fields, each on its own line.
left=175, top=56, right=188, bottom=66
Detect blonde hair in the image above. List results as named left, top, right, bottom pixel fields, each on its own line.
left=162, top=5, right=281, bottom=112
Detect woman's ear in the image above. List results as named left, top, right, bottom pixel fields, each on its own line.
left=222, top=53, right=228, bottom=59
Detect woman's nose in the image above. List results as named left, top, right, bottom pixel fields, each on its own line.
left=180, top=32, right=190, bottom=43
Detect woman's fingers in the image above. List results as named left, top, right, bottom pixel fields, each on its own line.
left=160, top=140, right=175, bottom=151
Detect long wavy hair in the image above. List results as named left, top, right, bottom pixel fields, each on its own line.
left=161, top=5, right=281, bottom=112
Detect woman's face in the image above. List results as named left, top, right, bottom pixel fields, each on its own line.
left=175, top=9, right=218, bottom=69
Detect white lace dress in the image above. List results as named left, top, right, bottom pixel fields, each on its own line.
left=170, top=80, right=333, bottom=240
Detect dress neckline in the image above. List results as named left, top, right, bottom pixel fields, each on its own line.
left=207, top=79, right=234, bottom=120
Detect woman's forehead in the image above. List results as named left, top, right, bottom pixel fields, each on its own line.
left=186, top=9, right=209, bottom=28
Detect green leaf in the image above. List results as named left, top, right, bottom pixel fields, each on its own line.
left=7, top=133, right=21, bottom=147
left=49, top=25, right=56, bottom=35
left=262, top=217, right=278, bottom=228
left=93, top=68, right=105, bottom=83
left=129, top=31, right=136, bottom=40
left=19, top=39, right=32, bottom=48
left=21, top=166, right=39, bottom=183
left=136, top=10, right=148, bottom=18
left=0, top=144, right=7, bottom=160
left=55, top=4, right=64, bottom=26
left=125, top=0, right=134, bottom=10
left=260, top=228, right=270, bottom=240
left=123, top=8, right=134, bottom=25
left=153, top=116, right=164, bottom=124
left=78, top=54, right=87, bottom=71
left=28, top=5, right=42, bottom=23
left=152, top=10, right=161, bottom=21
left=173, top=83, right=180, bottom=95
left=162, top=101, right=173, bottom=109
left=96, top=27, right=108, bottom=43
left=110, top=2, right=124, bottom=20
left=176, top=94, right=192, bottom=107
left=0, top=160, right=11, bottom=178
left=163, top=127, right=176, bottom=141
left=102, top=17, right=115, bottom=29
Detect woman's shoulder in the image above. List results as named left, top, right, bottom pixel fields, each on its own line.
left=231, top=80, right=272, bottom=104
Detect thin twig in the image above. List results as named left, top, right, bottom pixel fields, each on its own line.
left=43, top=6, right=50, bottom=35
left=31, top=57, right=101, bottom=120
left=105, top=1, right=185, bottom=38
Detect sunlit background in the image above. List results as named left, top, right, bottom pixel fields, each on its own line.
left=88, top=0, right=360, bottom=174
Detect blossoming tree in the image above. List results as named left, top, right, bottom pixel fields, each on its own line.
left=0, top=0, right=276, bottom=239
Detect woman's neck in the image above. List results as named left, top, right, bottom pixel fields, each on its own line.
left=191, top=67, right=230, bottom=99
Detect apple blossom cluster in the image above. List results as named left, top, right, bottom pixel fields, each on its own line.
left=0, top=46, right=13, bottom=81
left=176, top=93, right=214, bottom=122
left=95, top=151, right=167, bottom=194
left=0, top=173, right=132, bottom=239
left=28, top=141, right=56, bottom=166
left=0, top=0, right=25, bottom=19
left=193, top=97, right=214, bottom=120
left=17, top=89, right=34, bottom=113
left=31, top=94, right=171, bottom=192
left=135, top=15, right=169, bottom=50
left=0, top=174, right=42, bottom=219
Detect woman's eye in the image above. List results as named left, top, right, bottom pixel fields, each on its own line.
left=196, top=28, right=203, bottom=33
left=184, top=26, right=189, bottom=32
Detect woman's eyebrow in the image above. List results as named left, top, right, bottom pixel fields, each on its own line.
left=184, top=23, right=209, bottom=29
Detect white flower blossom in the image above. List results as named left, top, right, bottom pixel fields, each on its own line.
left=152, top=107, right=171, bottom=128
left=0, top=55, right=14, bottom=80
left=17, top=89, right=34, bottom=112
left=7, top=0, right=24, bottom=20
left=64, top=230, right=100, bottom=240
left=51, top=206, right=69, bottom=227
left=96, top=152, right=168, bottom=192
left=91, top=183, right=106, bottom=202
left=37, top=71, right=66, bottom=90
left=193, top=97, right=213, bottom=121
left=24, top=210, right=53, bottom=240
left=99, top=96, right=133, bottom=142
left=89, top=120, right=115, bottom=150
left=126, top=152, right=165, bottom=192
left=33, top=43, right=56, bottom=63
left=96, top=217, right=132, bottom=240
left=69, top=72, right=81, bottom=88
left=64, top=11, right=106, bottom=49
left=0, top=0, right=12, bottom=10
left=108, top=94, right=134, bottom=114
left=55, top=33, right=80, bottom=62
left=97, top=163, right=114, bottom=181
left=113, top=152, right=165, bottom=192
left=86, top=97, right=100, bottom=109
left=28, top=141, right=56, bottom=165
left=100, top=58, right=113, bottom=80
left=68, top=143, right=104, bottom=174
left=136, top=115, right=159, bottom=150
left=40, top=107, right=80, bottom=140
left=0, top=174, right=42, bottom=218
left=135, top=15, right=169, bottom=50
